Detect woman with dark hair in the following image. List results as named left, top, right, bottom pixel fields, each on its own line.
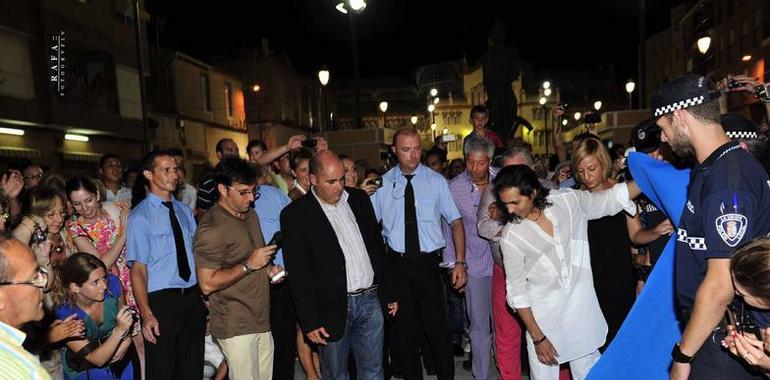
left=723, top=237, right=770, bottom=372
left=52, top=253, right=136, bottom=379
left=493, top=165, right=640, bottom=380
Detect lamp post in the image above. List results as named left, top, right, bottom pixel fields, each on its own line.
left=625, top=80, right=636, bottom=110
left=430, top=122, right=437, bottom=140
left=252, top=84, right=262, bottom=139
left=379, top=101, right=388, bottom=128
left=336, top=0, right=366, bottom=128
left=428, top=104, right=436, bottom=125
left=540, top=96, right=548, bottom=155
left=318, top=68, right=330, bottom=131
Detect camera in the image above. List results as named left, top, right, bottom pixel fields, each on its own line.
left=301, top=138, right=317, bottom=148
left=370, top=177, right=383, bottom=188
left=31, top=228, right=47, bottom=245
left=727, top=78, right=742, bottom=89
left=755, top=84, right=770, bottom=102
left=127, top=305, right=139, bottom=324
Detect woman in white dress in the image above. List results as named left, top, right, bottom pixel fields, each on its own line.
left=493, top=165, right=640, bottom=380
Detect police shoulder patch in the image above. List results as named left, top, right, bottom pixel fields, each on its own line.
left=715, top=213, right=748, bottom=247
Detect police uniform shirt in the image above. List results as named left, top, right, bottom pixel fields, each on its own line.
left=676, top=141, right=770, bottom=322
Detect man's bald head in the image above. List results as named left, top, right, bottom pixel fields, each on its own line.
left=0, top=236, right=45, bottom=328
left=309, top=150, right=342, bottom=176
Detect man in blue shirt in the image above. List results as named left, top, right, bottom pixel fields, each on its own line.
left=371, top=126, right=467, bottom=380
left=652, top=74, right=770, bottom=380
left=253, top=181, right=296, bottom=379
left=127, top=150, right=206, bottom=379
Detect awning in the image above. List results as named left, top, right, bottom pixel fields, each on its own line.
left=0, top=146, right=41, bottom=159
left=60, top=151, right=102, bottom=163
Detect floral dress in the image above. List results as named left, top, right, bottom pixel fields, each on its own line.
left=67, top=212, right=134, bottom=308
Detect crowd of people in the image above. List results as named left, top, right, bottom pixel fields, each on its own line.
left=1, top=71, right=770, bottom=380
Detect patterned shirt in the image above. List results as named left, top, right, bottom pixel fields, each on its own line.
left=0, top=321, right=51, bottom=380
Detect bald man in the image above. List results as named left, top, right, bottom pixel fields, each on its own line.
left=281, top=151, right=397, bottom=380
left=0, top=237, right=52, bottom=379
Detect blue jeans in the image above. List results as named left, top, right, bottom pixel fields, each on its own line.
left=318, top=290, right=385, bottom=380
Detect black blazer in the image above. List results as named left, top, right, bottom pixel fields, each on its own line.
left=280, top=187, right=396, bottom=341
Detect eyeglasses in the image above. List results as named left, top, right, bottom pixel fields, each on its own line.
left=0, top=266, right=49, bottom=291
left=23, top=173, right=43, bottom=180
left=228, top=186, right=261, bottom=200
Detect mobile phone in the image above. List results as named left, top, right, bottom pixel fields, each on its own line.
left=270, top=270, right=287, bottom=283
left=728, top=78, right=742, bottom=89
left=370, top=177, right=383, bottom=188
left=267, top=231, right=282, bottom=247
left=301, top=139, right=317, bottom=148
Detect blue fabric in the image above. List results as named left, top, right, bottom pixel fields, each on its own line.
left=370, top=164, right=461, bottom=252
left=587, top=153, right=690, bottom=379
left=317, top=291, right=385, bottom=380
left=253, top=185, right=291, bottom=266
left=126, top=192, right=198, bottom=292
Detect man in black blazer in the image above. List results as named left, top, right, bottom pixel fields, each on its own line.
left=281, top=150, right=398, bottom=380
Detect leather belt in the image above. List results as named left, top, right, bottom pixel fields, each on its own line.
left=347, top=284, right=378, bottom=297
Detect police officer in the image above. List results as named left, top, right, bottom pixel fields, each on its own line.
left=371, top=126, right=467, bottom=380
left=651, top=74, right=770, bottom=379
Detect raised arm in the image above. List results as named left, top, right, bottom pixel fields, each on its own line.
left=573, top=182, right=638, bottom=221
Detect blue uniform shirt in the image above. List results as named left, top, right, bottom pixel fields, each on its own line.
left=371, top=163, right=462, bottom=253
left=126, top=192, right=198, bottom=292
left=676, top=141, right=770, bottom=324
left=253, top=185, right=291, bottom=266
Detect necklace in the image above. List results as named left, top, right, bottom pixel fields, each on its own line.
left=528, top=208, right=543, bottom=223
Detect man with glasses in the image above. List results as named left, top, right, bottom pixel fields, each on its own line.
left=195, top=158, right=278, bottom=380
left=22, top=165, right=44, bottom=190
left=0, top=236, right=51, bottom=379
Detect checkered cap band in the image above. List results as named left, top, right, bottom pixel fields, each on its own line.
left=653, top=95, right=706, bottom=117
left=726, top=131, right=758, bottom=140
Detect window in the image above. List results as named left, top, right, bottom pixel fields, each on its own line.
left=224, top=82, right=233, bottom=117
left=200, top=74, right=211, bottom=112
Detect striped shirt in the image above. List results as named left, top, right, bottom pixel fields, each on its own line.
left=312, top=188, right=374, bottom=292
left=0, top=321, right=51, bottom=380
left=443, top=169, right=496, bottom=278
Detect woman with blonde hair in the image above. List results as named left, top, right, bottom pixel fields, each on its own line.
left=572, top=137, right=637, bottom=350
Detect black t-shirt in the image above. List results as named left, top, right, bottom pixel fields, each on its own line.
left=676, top=141, right=770, bottom=325
left=637, top=194, right=668, bottom=267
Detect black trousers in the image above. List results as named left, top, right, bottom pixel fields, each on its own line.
left=689, top=328, right=764, bottom=379
left=270, top=279, right=298, bottom=380
left=392, top=250, right=453, bottom=380
left=145, top=287, right=206, bottom=380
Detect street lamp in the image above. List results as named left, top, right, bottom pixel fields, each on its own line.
left=252, top=84, right=262, bottom=138
left=410, top=114, right=418, bottom=125
left=697, top=36, right=711, bottom=54
left=625, top=80, right=636, bottom=109
left=543, top=88, right=552, bottom=97
left=542, top=81, right=550, bottom=89
left=430, top=122, right=437, bottom=140
left=594, top=101, right=602, bottom=111
left=335, top=0, right=366, bottom=129
left=539, top=97, right=547, bottom=105
left=430, top=88, right=438, bottom=97
left=252, top=84, right=261, bottom=93
left=562, top=119, right=568, bottom=126
left=433, top=97, right=440, bottom=104
left=318, top=69, right=330, bottom=131
left=573, top=112, right=582, bottom=121
left=539, top=96, right=549, bottom=154
left=379, top=101, right=388, bottom=128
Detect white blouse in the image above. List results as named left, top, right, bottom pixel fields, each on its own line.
left=500, top=183, right=636, bottom=363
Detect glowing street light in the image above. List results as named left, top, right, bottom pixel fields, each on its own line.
left=562, top=119, right=568, bottom=126
left=428, top=104, right=435, bottom=113
left=542, top=81, right=550, bottom=89
left=544, top=88, right=552, bottom=97
left=430, top=88, right=438, bottom=97
left=433, top=97, right=440, bottom=104
left=625, top=80, right=636, bottom=109
left=318, top=70, right=330, bottom=86
left=539, top=97, right=547, bottom=106
left=349, top=0, right=366, bottom=12
left=252, top=84, right=261, bottom=92
left=697, top=36, right=711, bottom=54
left=594, top=101, right=602, bottom=111
left=573, top=112, right=582, bottom=121
left=410, top=114, right=418, bottom=125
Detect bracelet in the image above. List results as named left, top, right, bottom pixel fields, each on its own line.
left=533, top=335, right=548, bottom=345
left=455, top=261, right=468, bottom=268
left=671, top=343, right=697, bottom=363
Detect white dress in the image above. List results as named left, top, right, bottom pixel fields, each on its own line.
left=500, top=183, right=636, bottom=363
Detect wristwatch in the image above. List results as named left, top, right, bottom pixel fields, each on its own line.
left=455, top=261, right=468, bottom=269
left=241, top=261, right=253, bottom=274
left=671, top=343, right=697, bottom=363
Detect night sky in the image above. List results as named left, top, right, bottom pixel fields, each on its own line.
left=149, top=0, right=684, bottom=83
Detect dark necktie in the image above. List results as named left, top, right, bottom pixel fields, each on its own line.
left=404, top=174, right=420, bottom=254
left=162, top=201, right=191, bottom=281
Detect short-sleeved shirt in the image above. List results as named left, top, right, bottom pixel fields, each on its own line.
left=676, top=141, right=770, bottom=314
left=194, top=203, right=270, bottom=339
left=126, top=193, right=198, bottom=292
left=253, top=185, right=291, bottom=266
left=0, top=321, right=51, bottom=380
left=371, top=163, right=462, bottom=253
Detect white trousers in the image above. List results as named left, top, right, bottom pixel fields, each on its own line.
left=526, top=345, right=601, bottom=380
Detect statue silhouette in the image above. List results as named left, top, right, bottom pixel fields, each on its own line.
left=481, top=20, right=520, bottom=143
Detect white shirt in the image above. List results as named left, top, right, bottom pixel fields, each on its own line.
left=312, top=189, right=374, bottom=292
left=104, top=186, right=132, bottom=203
left=178, top=182, right=197, bottom=210
left=500, top=183, right=636, bottom=363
